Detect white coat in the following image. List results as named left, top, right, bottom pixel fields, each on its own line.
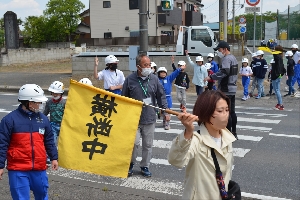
left=168, top=123, right=236, bottom=200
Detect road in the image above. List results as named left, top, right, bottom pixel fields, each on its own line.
left=0, top=92, right=299, bottom=200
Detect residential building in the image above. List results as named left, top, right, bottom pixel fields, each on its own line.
left=82, top=0, right=203, bottom=40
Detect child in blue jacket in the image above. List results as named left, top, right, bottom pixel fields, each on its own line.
left=157, top=65, right=185, bottom=130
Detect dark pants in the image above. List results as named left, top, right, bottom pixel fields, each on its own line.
left=269, top=82, right=273, bottom=94
left=195, top=85, right=204, bottom=95
left=226, top=95, right=237, bottom=135
left=205, top=82, right=214, bottom=91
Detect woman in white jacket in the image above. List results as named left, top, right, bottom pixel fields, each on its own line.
left=168, top=90, right=237, bottom=200
left=185, top=50, right=208, bottom=95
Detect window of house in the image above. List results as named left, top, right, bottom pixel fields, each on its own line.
left=103, top=1, right=111, bottom=8
left=177, top=3, right=182, bottom=9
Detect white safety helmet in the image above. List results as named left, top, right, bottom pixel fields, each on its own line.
left=18, top=84, right=48, bottom=102
left=48, top=81, right=64, bottom=93
left=151, top=62, right=157, bottom=68
left=270, top=59, right=275, bottom=64
left=256, top=50, right=264, bottom=56
left=207, top=53, right=214, bottom=58
left=285, top=51, right=293, bottom=57
left=252, top=53, right=257, bottom=57
left=105, top=55, right=119, bottom=65
left=195, top=56, right=204, bottom=62
left=157, top=67, right=167, bottom=73
left=242, top=58, right=249, bottom=63
left=204, top=63, right=212, bottom=70
left=79, top=78, right=93, bottom=86
left=291, top=44, right=298, bottom=49
left=178, top=60, right=186, bottom=65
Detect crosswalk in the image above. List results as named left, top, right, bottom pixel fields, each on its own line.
left=45, top=102, right=291, bottom=199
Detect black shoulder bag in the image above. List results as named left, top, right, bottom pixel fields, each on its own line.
left=211, top=148, right=241, bottom=200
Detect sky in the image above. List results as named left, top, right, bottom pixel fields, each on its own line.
left=0, top=0, right=299, bottom=24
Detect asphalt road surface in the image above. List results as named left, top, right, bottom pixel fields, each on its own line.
left=0, top=92, right=299, bottom=200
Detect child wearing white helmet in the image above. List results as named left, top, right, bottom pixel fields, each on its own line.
left=171, top=56, right=190, bottom=111
left=283, top=51, right=296, bottom=97
left=151, top=62, right=157, bottom=75
left=94, top=55, right=125, bottom=95
left=157, top=63, right=186, bottom=130
left=249, top=52, right=259, bottom=97
left=0, top=84, right=58, bottom=200
left=204, top=63, right=214, bottom=91
left=252, top=50, right=268, bottom=99
left=43, top=81, right=66, bottom=148
left=291, top=44, right=300, bottom=91
left=185, top=50, right=208, bottom=95
left=79, top=78, right=93, bottom=86
left=239, top=58, right=253, bottom=101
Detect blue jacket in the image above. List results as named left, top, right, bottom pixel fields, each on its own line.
left=0, top=105, right=58, bottom=170
left=253, top=58, right=268, bottom=79
left=158, top=68, right=181, bottom=96
left=210, top=61, right=219, bottom=73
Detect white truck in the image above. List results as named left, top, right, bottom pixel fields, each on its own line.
left=76, top=26, right=217, bottom=57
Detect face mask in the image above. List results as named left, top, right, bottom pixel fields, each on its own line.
left=151, top=68, right=155, bottom=73
left=217, top=51, right=224, bottom=58
left=39, top=103, right=45, bottom=111
left=209, top=112, right=229, bottom=130
left=53, top=95, right=61, bottom=100
left=292, top=50, right=297, bottom=54
left=208, top=58, right=213, bottom=62
left=110, top=64, right=118, bottom=71
left=139, top=66, right=152, bottom=77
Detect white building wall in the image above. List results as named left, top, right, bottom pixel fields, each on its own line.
left=90, top=0, right=159, bottom=38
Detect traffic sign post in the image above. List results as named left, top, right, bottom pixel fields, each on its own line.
left=239, top=26, right=247, bottom=34
left=239, top=16, right=246, bottom=24
left=245, top=0, right=260, bottom=52
left=245, top=7, right=260, bottom=12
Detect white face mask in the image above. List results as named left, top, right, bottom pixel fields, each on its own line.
left=139, top=66, right=152, bottom=77
left=217, top=51, right=225, bottom=58
left=53, top=95, right=61, bottom=100
left=39, top=103, right=45, bottom=111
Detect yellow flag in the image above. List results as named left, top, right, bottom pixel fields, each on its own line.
left=58, top=79, right=143, bottom=178
left=257, top=47, right=282, bottom=54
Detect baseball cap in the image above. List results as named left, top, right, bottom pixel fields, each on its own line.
left=213, top=41, right=230, bottom=51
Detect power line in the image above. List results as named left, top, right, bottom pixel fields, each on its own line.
left=202, top=0, right=218, bottom=10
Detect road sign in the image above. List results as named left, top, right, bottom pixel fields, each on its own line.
left=239, top=16, right=246, bottom=24
left=245, top=6, right=260, bottom=12
left=220, top=22, right=224, bottom=40
left=246, top=0, right=260, bottom=6
left=239, top=26, right=247, bottom=33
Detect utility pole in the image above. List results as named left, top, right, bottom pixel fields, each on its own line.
left=287, top=5, right=290, bottom=40
left=253, top=11, right=256, bottom=52
left=219, top=0, right=228, bottom=41
left=139, top=0, right=148, bottom=54
left=232, top=0, right=235, bottom=40
left=260, top=0, right=263, bottom=40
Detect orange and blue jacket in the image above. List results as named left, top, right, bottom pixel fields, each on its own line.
left=0, top=105, right=58, bottom=170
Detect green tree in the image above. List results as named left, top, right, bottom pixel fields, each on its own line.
left=0, top=18, right=4, bottom=48
left=44, top=0, right=85, bottom=41
left=22, top=16, right=48, bottom=46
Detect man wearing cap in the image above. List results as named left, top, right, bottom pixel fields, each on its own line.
left=204, top=40, right=239, bottom=139
left=0, top=84, right=58, bottom=199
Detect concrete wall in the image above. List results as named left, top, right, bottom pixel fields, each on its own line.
left=0, top=48, right=70, bottom=66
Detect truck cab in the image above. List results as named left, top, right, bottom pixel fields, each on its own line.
left=176, top=26, right=217, bottom=56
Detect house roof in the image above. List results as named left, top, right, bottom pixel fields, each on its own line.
left=78, top=21, right=90, bottom=28
left=80, top=9, right=90, bottom=17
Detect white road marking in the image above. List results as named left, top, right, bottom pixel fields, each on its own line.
left=235, top=106, right=293, bottom=111
left=0, top=109, right=10, bottom=113
left=47, top=168, right=290, bottom=200
left=241, top=192, right=292, bottom=200
left=238, top=117, right=281, bottom=124
left=236, top=125, right=272, bottom=132
left=136, top=157, right=171, bottom=165
left=237, top=135, right=263, bottom=141
left=269, top=133, right=300, bottom=139
left=233, top=148, right=251, bottom=157
left=235, top=111, right=287, bottom=118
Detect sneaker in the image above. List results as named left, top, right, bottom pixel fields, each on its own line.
left=255, top=95, right=261, bottom=99
left=164, top=124, right=170, bottom=130
left=261, top=94, right=265, bottom=97
left=246, top=95, right=250, bottom=99
left=128, top=162, right=134, bottom=176
left=274, top=104, right=280, bottom=110
left=278, top=105, right=284, bottom=110
left=140, top=167, right=152, bottom=177
left=283, top=93, right=291, bottom=97
left=241, top=95, right=247, bottom=101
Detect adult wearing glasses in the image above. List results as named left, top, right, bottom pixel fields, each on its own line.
left=122, top=54, right=168, bottom=177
